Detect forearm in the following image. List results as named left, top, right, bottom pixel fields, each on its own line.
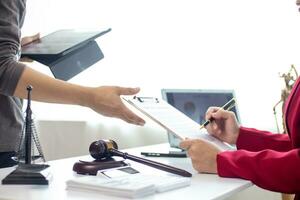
left=217, top=149, right=300, bottom=193
left=14, top=66, right=92, bottom=107
left=236, top=126, right=292, bottom=152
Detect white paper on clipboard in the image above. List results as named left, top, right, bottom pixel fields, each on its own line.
left=123, top=96, right=233, bottom=151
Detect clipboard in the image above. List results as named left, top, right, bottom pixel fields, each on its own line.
left=123, top=96, right=233, bottom=151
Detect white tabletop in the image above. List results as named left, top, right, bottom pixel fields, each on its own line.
left=0, top=143, right=252, bottom=200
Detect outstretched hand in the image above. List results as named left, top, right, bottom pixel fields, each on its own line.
left=87, top=86, right=145, bottom=126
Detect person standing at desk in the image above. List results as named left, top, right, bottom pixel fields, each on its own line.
left=181, top=80, right=300, bottom=198
left=0, top=0, right=145, bottom=168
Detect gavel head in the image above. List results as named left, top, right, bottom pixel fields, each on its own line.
left=89, top=139, right=118, bottom=160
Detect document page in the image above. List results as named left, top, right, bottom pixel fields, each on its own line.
left=66, top=173, right=191, bottom=198
left=124, top=97, right=233, bottom=151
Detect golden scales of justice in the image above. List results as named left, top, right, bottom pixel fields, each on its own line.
left=273, top=65, right=298, bottom=200
left=273, top=65, right=298, bottom=133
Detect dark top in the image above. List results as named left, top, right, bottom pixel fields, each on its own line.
left=0, top=0, right=27, bottom=152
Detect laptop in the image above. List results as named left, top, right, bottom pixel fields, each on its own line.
left=21, top=28, right=111, bottom=81
left=161, top=89, right=241, bottom=148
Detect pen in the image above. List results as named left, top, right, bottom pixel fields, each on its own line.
left=199, top=98, right=236, bottom=130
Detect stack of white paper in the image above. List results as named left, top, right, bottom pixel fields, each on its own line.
left=66, top=174, right=191, bottom=198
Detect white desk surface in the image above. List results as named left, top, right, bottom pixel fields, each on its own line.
left=0, top=143, right=252, bottom=200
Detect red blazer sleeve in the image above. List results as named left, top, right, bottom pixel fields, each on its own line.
left=237, top=126, right=292, bottom=152
left=217, top=149, right=300, bottom=193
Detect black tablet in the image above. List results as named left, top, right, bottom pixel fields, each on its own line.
left=21, top=28, right=111, bottom=81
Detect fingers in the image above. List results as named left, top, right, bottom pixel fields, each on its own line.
left=179, top=139, right=193, bottom=149
left=114, top=86, right=145, bottom=125
left=118, top=99, right=145, bottom=125
left=19, top=57, right=34, bottom=63
left=21, top=33, right=40, bottom=46
left=180, top=139, right=207, bottom=160
left=207, top=122, right=222, bottom=136
left=180, top=139, right=204, bottom=150
left=180, top=139, right=219, bottom=174
left=211, top=109, right=232, bottom=120
left=205, top=122, right=214, bottom=134
left=116, top=87, right=140, bottom=95
left=206, top=107, right=233, bottom=121
left=205, top=107, right=220, bottom=120
left=121, top=106, right=145, bottom=126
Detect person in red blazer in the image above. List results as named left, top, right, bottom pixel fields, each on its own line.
left=180, top=76, right=300, bottom=199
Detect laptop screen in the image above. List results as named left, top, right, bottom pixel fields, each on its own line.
left=161, top=89, right=240, bottom=148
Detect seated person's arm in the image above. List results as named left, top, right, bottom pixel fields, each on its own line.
left=217, top=148, right=300, bottom=194
left=236, top=127, right=292, bottom=152
left=205, top=107, right=292, bottom=152
left=180, top=135, right=299, bottom=194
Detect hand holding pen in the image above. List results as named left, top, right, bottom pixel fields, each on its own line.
left=179, top=98, right=238, bottom=174
left=203, top=98, right=240, bottom=145
left=199, top=98, right=236, bottom=130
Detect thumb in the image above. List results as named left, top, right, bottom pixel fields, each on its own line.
left=117, top=87, right=140, bottom=95
left=21, top=33, right=40, bottom=46
left=179, top=139, right=193, bottom=149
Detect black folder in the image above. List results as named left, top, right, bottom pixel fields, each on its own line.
left=21, top=28, right=111, bottom=81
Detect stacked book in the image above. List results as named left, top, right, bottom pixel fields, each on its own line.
left=66, top=174, right=191, bottom=198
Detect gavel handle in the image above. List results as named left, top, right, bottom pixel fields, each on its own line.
left=110, top=149, right=192, bottom=177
